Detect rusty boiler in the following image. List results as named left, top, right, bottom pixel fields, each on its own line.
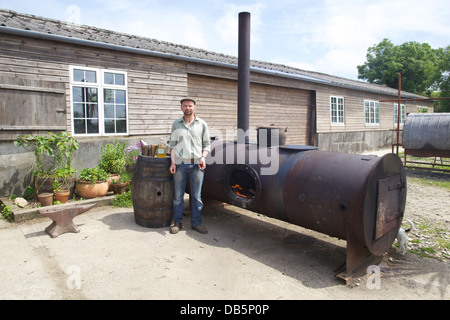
left=202, top=139, right=406, bottom=281
left=201, top=12, right=407, bottom=282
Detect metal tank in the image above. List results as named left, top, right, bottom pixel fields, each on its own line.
left=203, top=139, right=407, bottom=281
left=200, top=12, right=407, bottom=282
left=403, top=113, right=450, bottom=154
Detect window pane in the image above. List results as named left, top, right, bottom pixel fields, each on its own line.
left=104, top=72, right=114, bottom=85
left=365, top=101, right=369, bottom=123
left=73, top=69, right=85, bottom=82
left=73, top=87, right=83, bottom=102
left=73, top=103, right=85, bottom=118
left=375, top=103, right=380, bottom=123
left=73, top=69, right=97, bottom=83
left=115, top=74, right=125, bottom=85
left=104, top=120, right=115, bottom=133
left=104, top=72, right=125, bottom=85
left=338, top=99, right=344, bottom=122
left=86, top=88, right=98, bottom=102
left=104, top=104, right=115, bottom=118
left=74, top=119, right=86, bottom=134
left=370, top=102, right=375, bottom=123
left=116, top=120, right=127, bottom=133
left=104, top=89, right=114, bottom=103
left=87, top=119, right=99, bottom=133
left=116, top=105, right=126, bottom=118
left=86, top=104, right=98, bottom=118
left=115, top=90, right=126, bottom=104
left=85, top=70, right=97, bottom=83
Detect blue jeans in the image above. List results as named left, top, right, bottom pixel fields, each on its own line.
left=172, top=163, right=204, bottom=227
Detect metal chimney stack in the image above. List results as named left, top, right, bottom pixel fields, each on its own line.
left=237, top=12, right=250, bottom=144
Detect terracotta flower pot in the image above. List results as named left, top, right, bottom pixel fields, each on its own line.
left=107, top=174, right=120, bottom=191
left=53, top=190, right=70, bottom=203
left=75, top=180, right=109, bottom=199
left=110, top=182, right=129, bottom=194
left=37, top=193, right=53, bottom=207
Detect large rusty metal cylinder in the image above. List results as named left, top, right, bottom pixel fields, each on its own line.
left=201, top=11, right=408, bottom=282
left=403, top=113, right=450, bottom=152
left=202, top=140, right=407, bottom=275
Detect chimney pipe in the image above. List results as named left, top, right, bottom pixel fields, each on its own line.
left=237, top=12, right=250, bottom=144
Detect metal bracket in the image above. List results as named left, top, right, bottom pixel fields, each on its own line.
left=336, top=225, right=383, bottom=285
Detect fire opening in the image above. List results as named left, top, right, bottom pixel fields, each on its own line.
left=229, top=169, right=256, bottom=199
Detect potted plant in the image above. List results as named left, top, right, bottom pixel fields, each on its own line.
left=110, top=171, right=131, bottom=194
left=98, top=139, right=127, bottom=189
left=125, top=142, right=141, bottom=175
left=75, top=167, right=109, bottom=199
left=52, top=167, right=77, bottom=203
left=14, top=132, right=79, bottom=205
left=37, top=192, right=53, bottom=207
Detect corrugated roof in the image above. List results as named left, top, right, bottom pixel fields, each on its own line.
left=0, top=8, right=425, bottom=98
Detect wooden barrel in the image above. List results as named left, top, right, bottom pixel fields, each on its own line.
left=131, top=155, right=174, bottom=228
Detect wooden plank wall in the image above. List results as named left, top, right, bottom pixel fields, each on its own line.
left=0, top=33, right=435, bottom=144
left=0, top=76, right=66, bottom=140
left=0, top=34, right=188, bottom=140
left=315, top=86, right=434, bottom=134
left=188, top=74, right=311, bottom=145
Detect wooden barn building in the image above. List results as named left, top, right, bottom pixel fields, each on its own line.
left=0, top=9, right=433, bottom=196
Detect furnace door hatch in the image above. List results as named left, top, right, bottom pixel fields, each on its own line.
left=375, top=174, right=404, bottom=240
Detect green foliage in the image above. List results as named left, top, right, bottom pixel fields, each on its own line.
left=125, top=143, right=140, bottom=167
left=14, top=132, right=79, bottom=176
left=52, top=167, right=77, bottom=191
left=111, top=190, right=133, bottom=207
left=117, top=171, right=132, bottom=183
left=1, top=203, right=13, bottom=222
left=98, top=139, right=127, bottom=174
left=357, top=39, right=449, bottom=96
left=432, top=46, right=450, bottom=112
left=78, top=167, right=108, bottom=184
left=22, top=186, right=35, bottom=200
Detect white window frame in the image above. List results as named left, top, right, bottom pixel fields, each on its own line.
left=364, top=100, right=380, bottom=125
left=394, top=103, right=406, bottom=125
left=70, top=66, right=129, bottom=136
left=330, top=96, right=345, bottom=125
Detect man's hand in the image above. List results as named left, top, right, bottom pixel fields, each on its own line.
left=169, top=162, right=176, bottom=174
left=198, top=156, right=206, bottom=170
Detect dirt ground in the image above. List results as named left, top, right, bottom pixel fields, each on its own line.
left=0, top=159, right=449, bottom=301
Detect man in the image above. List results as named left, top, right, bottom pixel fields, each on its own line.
left=169, top=98, right=211, bottom=234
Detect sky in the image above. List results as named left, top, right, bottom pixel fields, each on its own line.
left=1, top=0, right=449, bottom=80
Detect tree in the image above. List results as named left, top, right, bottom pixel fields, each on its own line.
left=433, top=46, right=450, bottom=112
left=357, top=39, right=401, bottom=88
left=357, top=39, right=447, bottom=96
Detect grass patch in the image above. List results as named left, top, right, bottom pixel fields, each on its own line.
left=403, top=164, right=450, bottom=191
left=400, top=153, right=450, bottom=190
left=406, top=217, right=450, bottom=262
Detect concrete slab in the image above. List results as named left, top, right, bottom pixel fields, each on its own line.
left=0, top=197, right=447, bottom=300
